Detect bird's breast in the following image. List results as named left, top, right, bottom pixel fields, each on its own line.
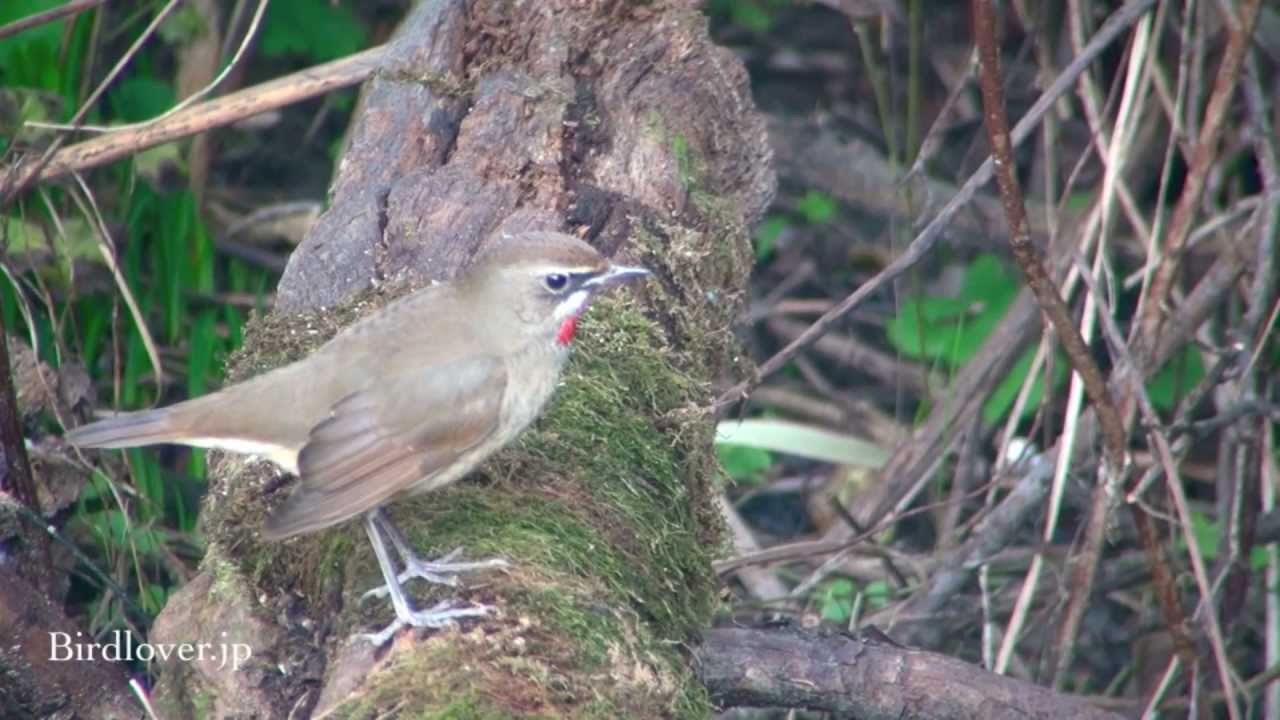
left=498, top=341, right=571, bottom=439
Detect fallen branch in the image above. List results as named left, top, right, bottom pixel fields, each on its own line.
left=697, top=626, right=1127, bottom=719
left=0, top=46, right=384, bottom=199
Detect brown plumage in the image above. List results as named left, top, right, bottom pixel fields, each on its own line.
left=68, top=230, right=648, bottom=542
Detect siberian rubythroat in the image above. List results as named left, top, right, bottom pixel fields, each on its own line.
left=66, top=231, right=651, bottom=643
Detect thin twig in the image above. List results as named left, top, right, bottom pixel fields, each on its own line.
left=714, top=0, right=1158, bottom=410
left=717, top=494, right=790, bottom=602
left=894, top=454, right=1055, bottom=629
left=1134, top=0, right=1263, bottom=354
left=0, top=0, right=184, bottom=206
left=0, top=0, right=108, bottom=43
left=1239, top=50, right=1280, bottom=373
left=971, top=0, right=1127, bottom=480
left=971, top=1, right=1142, bottom=684
left=32, top=0, right=272, bottom=135
left=1, top=45, right=385, bottom=199
left=1064, top=0, right=1164, bottom=251
left=1081, top=257, right=1244, bottom=720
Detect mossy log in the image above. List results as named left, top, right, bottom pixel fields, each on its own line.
left=147, top=0, right=774, bottom=717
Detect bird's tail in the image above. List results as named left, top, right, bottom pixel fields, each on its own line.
left=65, top=407, right=187, bottom=450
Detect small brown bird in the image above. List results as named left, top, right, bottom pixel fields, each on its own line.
left=67, top=231, right=650, bottom=643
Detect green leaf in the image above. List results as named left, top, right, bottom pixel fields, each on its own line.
left=0, top=87, right=64, bottom=141
left=886, top=295, right=969, bottom=360
left=1187, top=512, right=1220, bottom=561
left=706, top=0, right=777, bottom=33
left=142, top=583, right=170, bottom=615
left=960, top=254, right=1018, bottom=304
left=1177, top=512, right=1269, bottom=571
left=755, top=215, right=788, bottom=260
left=3, top=215, right=48, bottom=254
left=133, top=142, right=186, bottom=188
left=187, top=310, right=218, bottom=398
left=84, top=509, right=159, bottom=556
left=863, top=579, right=892, bottom=610
left=796, top=190, right=837, bottom=225
left=715, top=419, right=889, bottom=468
left=1251, top=546, right=1270, bottom=571
left=1147, top=345, right=1205, bottom=412
left=1064, top=191, right=1093, bottom=212
left=5, top=213, right=97, bottom=258
left=819, top=578, right=855, bottom=623
left=2, top=216, right=101, bottom=288
left=329, top=88, right=357, bottom=112
left=982, top=346, right=1069, bottom=425
left=954, top=254, right=1020, bottom=360
left=0, top=0, right=65, bottom=90
left=716, top=444, right=774, bottom=484
left=887, top=254, right=1020, bottom=365
left=108, top=77, right=175, bottom=123
left=79, top=303, right=110, bottom=387
left=76, top=469, right=112, bottom=505
left=261, top=0, right=368, bottom=62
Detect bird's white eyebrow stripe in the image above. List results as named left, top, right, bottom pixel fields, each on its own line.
left=528, top=265, right=603, bottom=276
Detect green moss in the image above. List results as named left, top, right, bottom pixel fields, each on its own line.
left=206, top=555, right=242, bottom=603
left=430, top=695, right=512, bottom=720
left=151, top=663, right=214, bottom=720
left=322, top=642, right=508, bottom=719
left=502, top=298, right=718, bottom=631
left=189, top=687, right=215, bottom=720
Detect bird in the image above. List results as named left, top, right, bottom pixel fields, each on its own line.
left=66, top=231, right=651, bottom=644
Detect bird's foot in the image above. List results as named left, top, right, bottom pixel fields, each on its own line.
left=360, top=547, right=509, bottom=600
left=362, top=599, right=493, bottom=646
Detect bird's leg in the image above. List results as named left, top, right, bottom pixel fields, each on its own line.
left=361, top=511, right=491, bottom=645
left=361, top=509, right=509, bottom=600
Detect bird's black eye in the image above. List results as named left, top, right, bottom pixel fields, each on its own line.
left=543, top=273, right=569, bottom=292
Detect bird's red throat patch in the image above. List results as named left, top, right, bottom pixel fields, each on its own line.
left=556, top=315, right=579, bottom=346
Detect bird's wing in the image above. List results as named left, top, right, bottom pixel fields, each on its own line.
left=262, top=354, right=507, bottom=539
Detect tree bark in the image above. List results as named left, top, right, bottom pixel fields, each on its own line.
left=2, top=330, right=137, bottom=719
left=697, top=627, right=1127, bottom=720
left=147, top=1, right=773, bottom=717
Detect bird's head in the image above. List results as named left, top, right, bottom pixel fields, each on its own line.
left=463, top=232, right=650, bottom=346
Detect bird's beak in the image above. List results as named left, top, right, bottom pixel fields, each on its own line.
left=584, top=264, right=651, bottom=288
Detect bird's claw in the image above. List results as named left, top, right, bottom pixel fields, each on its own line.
left=360, top=519, right=509, bottom=645
left=360, top=550, right=509, bottom=601
left=362, top=600, right=493, bottom=646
